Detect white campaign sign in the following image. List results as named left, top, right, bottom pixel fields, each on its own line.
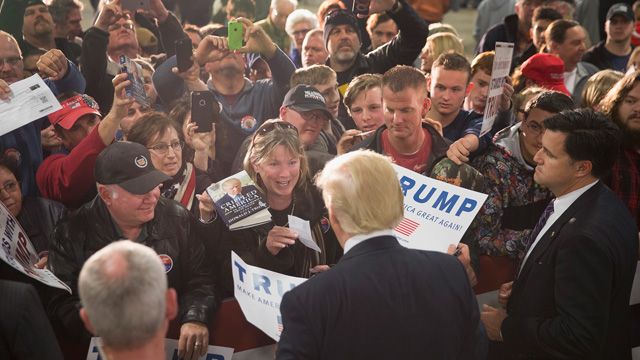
left=86, top=337, right=234, bottom=360
left=231, top=251, right=306, bottom=341
left=481, top=42, right=514, bottom=136
left=393, top=165, right=488, bottom=253
left=0, top=74, right=62, bottom=136
left=0, top=202, right=70, bottom=293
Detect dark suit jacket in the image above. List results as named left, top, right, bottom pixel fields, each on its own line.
left=215, top=185, right=259, bottom=209
left=501, top=182, right=639, bottom=359
left=0, top=280, right=64, bottom=360
left=276, top=235, right=486, bottom=359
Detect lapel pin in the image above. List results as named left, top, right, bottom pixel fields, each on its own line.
left=569, top=218, right=576, bottom=224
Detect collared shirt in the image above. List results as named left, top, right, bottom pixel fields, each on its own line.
left=343, top=229, right=397, bottom=255
left=112, top=217, right=149, bottom=242
left=564, top=67, right=578, bottom=94
left=520, top=180, right=598, bottom=270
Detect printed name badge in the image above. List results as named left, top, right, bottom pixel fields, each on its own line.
left=159, top=254, right=173, bottom=273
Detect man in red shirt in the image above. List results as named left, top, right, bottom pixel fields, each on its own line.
left=36, top=73, right=132, bottom=208
left=352, top=65, right=480, bottom=179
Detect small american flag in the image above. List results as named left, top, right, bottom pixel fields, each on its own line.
left=395, top=217, right=420, bottom=237
left=277, top=315, right=284, bottom=334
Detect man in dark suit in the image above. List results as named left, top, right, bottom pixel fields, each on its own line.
left=215, top=177, right=259, bottom=208
left=0, top=280, right=64, bottom=359
left=481, top=109, right=639, bottom=359
left=276, top=150, right=486, bottom=359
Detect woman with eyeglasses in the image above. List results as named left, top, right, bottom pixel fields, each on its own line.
left=0, top=155, right=66, bottom=272
left=199, top=120, right=342, bottom=299
left=126, top=112, right=213, bottom=214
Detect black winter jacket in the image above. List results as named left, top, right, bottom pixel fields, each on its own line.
left=209, top=185, right=342, bottom=299
left=18, top=196, right=67, bottom=254
left=46, top=196, right=216, bottom=340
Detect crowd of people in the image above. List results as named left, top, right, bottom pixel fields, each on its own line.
left=0, top=0, right=638, bottom=359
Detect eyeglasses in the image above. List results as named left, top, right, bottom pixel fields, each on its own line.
left=0, top=181, right=19, bottom=194
left=148, top=140, right=184, bottom=155
left=108, top=22, right=135, bottom=32
left=127, top=105, right=151, bottom=117
left=0, top=56, right=23, bottom=67
left=522, top=119, right=545, bottom=137
left=294, top=109, right=328, bottom=123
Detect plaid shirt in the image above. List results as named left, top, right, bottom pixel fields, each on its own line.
left=608, top=147, right=640, bottom=229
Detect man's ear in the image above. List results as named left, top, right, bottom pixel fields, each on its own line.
left=465, top=82, right=474, bottom=97
left=97, top=185, right=112, bottom=204
left=327, top=207, right=340, bottom=230
left=279, top=106, right=288, bottom=120
left=80, top=308, right=97, bottom=335
left=575, top=160, right=593, bottom=177
left=166, top=288, right=178, bottom=321
left=422, top=96, right=432, bottom=118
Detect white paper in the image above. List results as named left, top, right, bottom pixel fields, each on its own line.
left=0, top=201, right=70, bottom=293
left=231, top=251, right=306, bottom=341
left=288, top=215, right=321, bottom=252
left=393, top=164, right=488, bottom=253
left=475, top=290, right=500, bottom=311
left=86, top=337, right=234, bottom=360
left=480, top=42, right=514, bottom=136
left=232, top=345, right=276, bottom=360
left=0, top=74, right=61, bottom=136
left=630, top=261, right=640, bottom=305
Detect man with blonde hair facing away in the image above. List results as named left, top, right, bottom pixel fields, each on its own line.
left=277, top=150, right=485, bottom=359
left=79, top=240, right=178, bottom=360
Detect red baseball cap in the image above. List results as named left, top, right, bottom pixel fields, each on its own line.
left=48, top=94, right=101, bottom=129
left=520, top=53, right=571, bottom=96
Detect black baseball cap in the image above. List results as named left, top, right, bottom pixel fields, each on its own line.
left=606, top=3, right=634, bottom=22
left=94, top=142, right=170, bottom=195
left=282, top=85, right=333, bottom=120
left=25, top=0, right=46, bottom=7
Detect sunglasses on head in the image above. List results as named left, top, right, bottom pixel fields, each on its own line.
left=251, top=121, right=298, bottom=144
left=256, top=121, right=298, bottom=135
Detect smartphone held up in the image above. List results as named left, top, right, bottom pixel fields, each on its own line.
left=228, top=20, right=244, bottom=51
left=119, top=55, right=149, bottom=108
left=175, top=38, right=194, bottom=73
left=121, top=0, right=151, bottom=12
left=191, top=91, right=220, bottom=133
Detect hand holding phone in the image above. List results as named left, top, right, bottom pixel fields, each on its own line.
left=175, top=38, right=194, bottom=73
left=352, top=0, right=371, bottom=18
left=228, top=20, right=244, bottom=51
left=119, top=55, right=149, bottom=108
left=191, top=91, right=219, bottom=133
